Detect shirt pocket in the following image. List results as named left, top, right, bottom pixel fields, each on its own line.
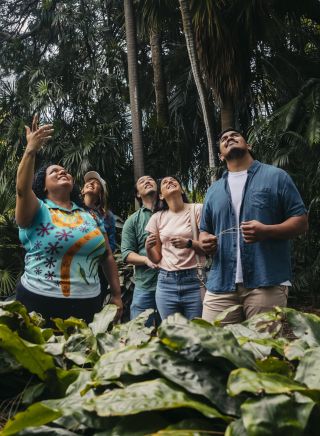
left=251, top=188, right=273, bottom=209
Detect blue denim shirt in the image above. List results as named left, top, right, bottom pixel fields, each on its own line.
left=200, top=161, right=307, bottom=292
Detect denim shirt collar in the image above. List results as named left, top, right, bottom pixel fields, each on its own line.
left=222, top=160, right=261, bottom=180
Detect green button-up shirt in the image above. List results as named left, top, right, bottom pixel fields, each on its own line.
left=121, top=206, right=158, bottom=291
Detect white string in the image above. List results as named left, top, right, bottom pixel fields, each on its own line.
left=216, top=226, right=241, bottom=237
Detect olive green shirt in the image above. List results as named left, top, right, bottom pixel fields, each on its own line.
left=121, top=207, right=158, bottom=291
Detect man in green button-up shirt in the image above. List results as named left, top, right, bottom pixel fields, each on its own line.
left=121, top=176, right=159, bottom=326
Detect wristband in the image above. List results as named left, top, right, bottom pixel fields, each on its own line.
left=186, top=239, right=193, bottom=248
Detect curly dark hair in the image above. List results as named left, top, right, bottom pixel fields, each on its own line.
left=32, top=164, right=84, bottom=207
left=155, top=176, right=189, bottom=212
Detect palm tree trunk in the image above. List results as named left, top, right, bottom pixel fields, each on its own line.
left=178, top=0, right=216, bottom=178
left=124, top=0, right=144, bottom=181
left=150, top=29, right=169, bottom=126
left=220, top=97, right=235, bottom=130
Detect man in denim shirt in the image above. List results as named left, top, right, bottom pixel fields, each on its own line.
left=200, top=129, right=308, bottom=323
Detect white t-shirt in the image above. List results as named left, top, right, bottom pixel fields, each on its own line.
left=228, top=170, right=248, bottom=283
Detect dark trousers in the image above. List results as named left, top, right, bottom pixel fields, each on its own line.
left=16, top=281, right=102, bottom=326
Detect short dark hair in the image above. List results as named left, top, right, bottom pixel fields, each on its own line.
left=32, top=164, right=84, bottom=207
left=217, top=128, right=246, bottom=142
left=216, top=128, right=247, bottom=154
left=155, top=176, right=189, bottom=212
left=216, top=128, right=254, bottom=158
left=134, top=175, right=155, bottom=207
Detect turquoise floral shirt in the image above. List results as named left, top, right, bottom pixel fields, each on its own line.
left=19, top=199, right=106, bottom=299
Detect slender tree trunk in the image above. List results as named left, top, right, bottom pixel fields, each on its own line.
left=124, top=0, right=144, bottom=184
left=178, top=0, right=216, bottom=179
left=220, top=97, right=234, bottom=131
left=150, top=29, right=169, bottom=126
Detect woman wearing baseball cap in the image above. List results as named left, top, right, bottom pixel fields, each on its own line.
left=82, top=171, right=120, bottom=308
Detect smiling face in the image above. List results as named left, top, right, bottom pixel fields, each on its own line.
left=136, top=176, right=157, bottom=199
left=82, top=178, right=103, bottom=198
left=219, top=130, right=251, bottom=161
left=45, top=165, right=73, bottom=194
left=159, top=176, right=182, bottom=200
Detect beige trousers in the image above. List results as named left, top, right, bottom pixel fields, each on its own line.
left=202, top=284, right=288, bottom=324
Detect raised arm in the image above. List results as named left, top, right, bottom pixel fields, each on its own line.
left=15, top=115, right=53, bottom=228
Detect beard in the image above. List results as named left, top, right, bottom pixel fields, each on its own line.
left=225, top=147, right=247, bottom=161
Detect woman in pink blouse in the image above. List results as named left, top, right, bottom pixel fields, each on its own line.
left=145, top=176, right=205, bottom=320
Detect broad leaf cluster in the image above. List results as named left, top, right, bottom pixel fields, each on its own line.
left=0, top=302, right=320, bottom=435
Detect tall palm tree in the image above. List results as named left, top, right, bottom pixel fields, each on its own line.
left=124, top=0, right=145, bottom=180
left=134, top=0, right=177, bottom=126
left=149, top=29, right=169, bottom=126
left=179, top=0, right=216, bottom=175
left=191, top=0, right=320, bottom=131
left=191, top=0, right=259, bottom=130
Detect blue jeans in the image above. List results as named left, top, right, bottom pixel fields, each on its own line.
left=156, top=269, right=202, bottom=320
left=130, top=288, right=159, bottom=327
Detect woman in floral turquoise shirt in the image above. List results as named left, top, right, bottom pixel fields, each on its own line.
left=15, top=115, right=123, bottom=324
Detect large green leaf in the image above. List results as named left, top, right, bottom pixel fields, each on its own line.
left=17, top=426, right=78, bottom=435
left=93, top=341, right=157, bottom=380
left=153, top=418, right=226, bottom=435
left=84, top=378, right=231, bottom=422
left=0, top=325, right=56, bottom=381
left=228, top=368, right=320, bottom=401
left=0, top=348, right=22, bottom=373
left=64, top=332, right=98, bottom=365
left=158, top=314, right=256, bottom=369
left=295, top=348, right=320, bottom=389
left=284, top=339, right=310, bottom=361
left=255, top=357, right=293, bottom=377
left=281, top=308, right=320, bottom=347
left=0, top=302, right=45, bottom=345
left=93, top=412, right=169, bottom=436
left=225, top=323, right=273, bottom=359
left=89, top=304, right=117, bottom=335
left=52, top=317, right=88, bottom=337
left=0, top=300, right=29, bottom=316
left=21, top=382, right=46, bottom=406
left=241, top=394, right=315, bottom=436
left=242, top=309, right=284, bottom=338
left=1, top=403, right=62, bottom=436
left=6, top=371, right=95, bottom=434
left=109, top=309, right=154, bottom=347
left=93, top=340, right=240, bottom=415
left=238, top=337, right=287, bottom=358
left=225, top=418, right=247, bottom=436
